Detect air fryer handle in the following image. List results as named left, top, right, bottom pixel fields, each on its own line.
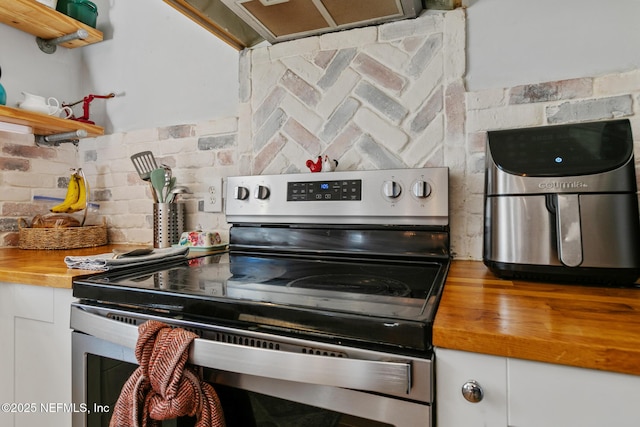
left=555, top=194, right=583, bottom=267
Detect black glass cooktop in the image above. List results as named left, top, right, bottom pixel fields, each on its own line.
left=73, top=252, right=449, bottom=353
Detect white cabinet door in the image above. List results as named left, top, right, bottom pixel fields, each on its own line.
left=0, top=284, right=14, bottom=407
left=508, top=358, right=640, bottom=427
left=436, top=348, right=640, bottom=427
left=0, top=282, right=74, bottom=427
left=435, top=347, right=508, bottom=427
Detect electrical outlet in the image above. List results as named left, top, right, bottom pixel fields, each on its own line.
left=203, top=178, right=223, bottom=212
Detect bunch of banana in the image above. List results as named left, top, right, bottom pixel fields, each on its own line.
left=50, top=170, right=88, bottom=213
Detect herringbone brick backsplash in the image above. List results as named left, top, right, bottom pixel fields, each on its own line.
left=238, top=11, right=463, bottom=175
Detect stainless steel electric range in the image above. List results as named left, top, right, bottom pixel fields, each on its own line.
left=71, top=167, right=450, bottom=427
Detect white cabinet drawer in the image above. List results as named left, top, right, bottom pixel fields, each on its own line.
left=508, top=358, right=640, bottom=427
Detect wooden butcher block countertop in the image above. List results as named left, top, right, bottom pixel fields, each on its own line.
left=433, top=260, right=640, bottom=376
left=0, top=245, right=221, bottom=288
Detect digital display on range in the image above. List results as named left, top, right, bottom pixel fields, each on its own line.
left=287, top=179, right=362, bottom=201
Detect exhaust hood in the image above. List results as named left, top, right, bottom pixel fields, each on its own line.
left=165, top=0, right=424, bottom=49
left=164, top=0, right=265, bottom=49
left=222, top=0, right=424, bottom=44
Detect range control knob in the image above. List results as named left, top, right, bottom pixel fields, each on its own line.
left=254, top=185, right=270, bottom=200
left=383, top=180, right=402, bottom=198
left=234, top=186, right=249, bottom=200
left=412, top=180, right=432, bottom=198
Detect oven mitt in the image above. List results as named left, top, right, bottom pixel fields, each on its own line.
left=64, top=246, right=189, bottom=271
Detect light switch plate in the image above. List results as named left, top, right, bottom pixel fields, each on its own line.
left=203, top=178, right=223, bottom=212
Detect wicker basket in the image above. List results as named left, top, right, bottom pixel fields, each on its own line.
left=18, top=218, right=108, bottom=250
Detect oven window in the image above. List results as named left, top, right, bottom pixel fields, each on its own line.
left=86, top=354, right=392, bottom=427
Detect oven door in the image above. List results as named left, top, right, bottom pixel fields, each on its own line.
left=70, top=304, right=432, bottom=427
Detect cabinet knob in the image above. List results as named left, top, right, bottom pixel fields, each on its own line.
left=461, top=380, right=484, bottom=403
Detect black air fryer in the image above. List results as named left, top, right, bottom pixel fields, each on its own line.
left=483, top=119, right=640, bottom=285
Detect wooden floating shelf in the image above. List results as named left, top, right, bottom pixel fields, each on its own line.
left=0, top=105, right=104, bottom=137
left=0, top=0, right=103, bottom=48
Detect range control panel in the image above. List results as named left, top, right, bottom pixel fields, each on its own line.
left=287, top=179, right=362, bottom=201
left=226, top=167, right=449, bottom=226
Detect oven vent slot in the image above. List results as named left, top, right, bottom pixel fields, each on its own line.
left=213, top=332, right=349, bottom=358
left=302, top=348, right=347, bottom=358
left=106, top=313, right=204, bottom=337
left=107, top=313, right=140, bottom=325
left=105, top=314, right=349, bottom=358
left=175, top=326, right=204, bottom=337
left=215, top=332, right=281, bottom=350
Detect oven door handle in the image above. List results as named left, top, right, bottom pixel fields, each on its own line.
left=70, top=305, right=413, bottom=396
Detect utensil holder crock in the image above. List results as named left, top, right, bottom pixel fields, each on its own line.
left=153, top=203, right=185, bottom=248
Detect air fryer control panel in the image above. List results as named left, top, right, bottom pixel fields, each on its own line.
left=485, top=119, right=637, bottom=196
left=487, top=119, right=633, bottom=176
left=226, top=167, right=449, bottom=226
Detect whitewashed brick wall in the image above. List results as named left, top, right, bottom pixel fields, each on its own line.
left=1, top=9, right=639, bottom=261
left=237, top=10, right=465, bottom=175
left=74, top=119, right=239, bottom=244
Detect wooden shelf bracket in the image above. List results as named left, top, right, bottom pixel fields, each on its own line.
left=37, top=28, right=89, bottom=54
